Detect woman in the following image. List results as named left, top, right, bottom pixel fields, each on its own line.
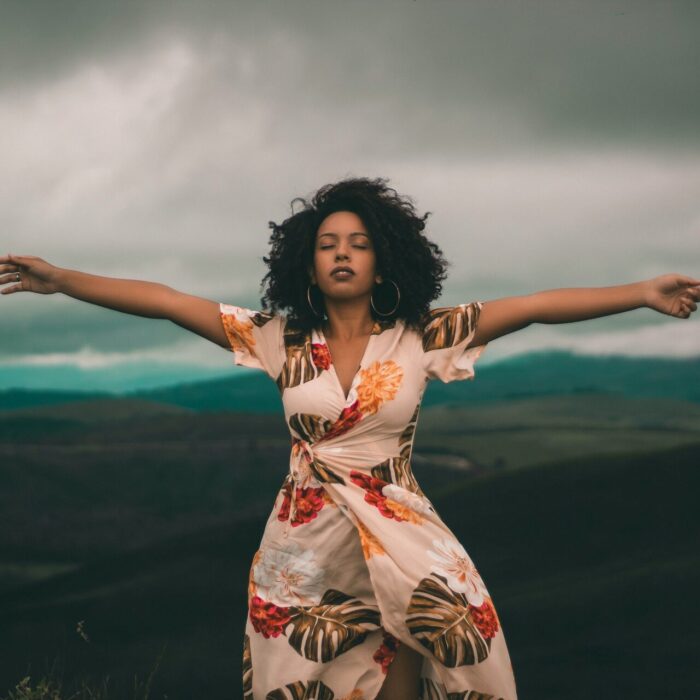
left=1, top=176, right=698, bottom=700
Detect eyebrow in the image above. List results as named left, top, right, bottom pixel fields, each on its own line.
left=318, top=232, right=369, bottom=239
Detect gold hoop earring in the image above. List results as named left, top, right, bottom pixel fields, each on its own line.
left=307, top=284, right=326, bottom=318
left=371, top=279, right=400, bottom=317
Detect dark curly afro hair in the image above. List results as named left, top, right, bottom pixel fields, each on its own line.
left=260, top=176, right=450, bottom=334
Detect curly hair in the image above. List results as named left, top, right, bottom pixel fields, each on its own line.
left=260, top=176, right=450, bottom=334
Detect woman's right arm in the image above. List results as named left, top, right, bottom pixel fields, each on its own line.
left=0, top=253, right=230, bottom=349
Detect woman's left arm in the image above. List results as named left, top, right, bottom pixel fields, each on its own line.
left=527, top=274, right=700, bottom=323
left=470, top=274, right=700, bottom=347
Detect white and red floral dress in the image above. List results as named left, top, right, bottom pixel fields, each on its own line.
left=219, top=301, right=517, bottom=700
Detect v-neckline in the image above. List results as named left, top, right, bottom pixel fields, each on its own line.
left=318, top=324, right=375, bottom=404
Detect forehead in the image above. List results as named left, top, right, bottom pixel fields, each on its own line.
left=317, top=210, right=368, bottom=235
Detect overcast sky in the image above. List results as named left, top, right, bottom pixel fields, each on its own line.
left=1, top=0, right=699, bottom=388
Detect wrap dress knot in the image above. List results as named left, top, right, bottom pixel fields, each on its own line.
left=218, top=301, right=518, bottom=700
left=286, top=437, right=320, bottom=535
left=286, top=437, right=368, bottom=537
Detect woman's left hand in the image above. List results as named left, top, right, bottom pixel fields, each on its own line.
left=645, top=273, right=700, bottom=318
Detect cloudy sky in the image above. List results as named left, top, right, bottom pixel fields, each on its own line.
left=1, top=0, right=698, bottom=391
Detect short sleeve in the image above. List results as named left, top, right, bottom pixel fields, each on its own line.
left=420, top=301, right=488, bottom=383
left=219, top=303, right=285, bottom=379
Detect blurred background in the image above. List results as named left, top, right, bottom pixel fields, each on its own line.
left=0, top=1, right=698, bottom=698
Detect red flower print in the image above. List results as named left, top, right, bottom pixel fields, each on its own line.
left=249, top=595, right=291, bottom=638
left=350, top=470, right=406, bottom=521
left=277, top=481, right=292, bottom=522
left=323, top=401, right=363, bottom=440
left=469, top=598, right=499, bottom=639
left=311, top=343, right=332, bottom=370
left=277, top=481, right=326, bottom=526
left=291, top=487, right=326, bottom=526
left=372, top=631, right=401, bottom=673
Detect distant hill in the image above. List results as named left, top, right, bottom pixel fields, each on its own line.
left=1, top=350, right=699, bottom=413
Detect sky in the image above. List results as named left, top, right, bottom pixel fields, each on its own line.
left=1, top=0, right=699, bottom=391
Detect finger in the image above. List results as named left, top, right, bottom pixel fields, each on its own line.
left=0, top=273, right=22, bottom=284
left=4, top=254, right=30, bottom=268
left=0, top=283, right=23, bottom=295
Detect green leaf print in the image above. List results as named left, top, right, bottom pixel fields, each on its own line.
left=310, top=454, right=346, bottom=484
left=286, top=589, right=381, bottom=663
left=242, top=633, right=253, bottom=699
left=405, top=574, right=491, bottom=667
left=251, top=310, right=276, bottom=327
left=371, top=455, right=425, bottom=497
left=278, top=326, right=323, bottom=391
left=399, top=403, right=420, bottom=460
left=420, top=679, right=503, bottom=700
left=288, top=413, right=332, bottom=443
left=421, top=302, right=481, bottom=352
left=266, top=679, right=336, bottom=700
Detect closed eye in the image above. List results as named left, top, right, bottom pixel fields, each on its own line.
left=320, top=245, right=368, bottom=250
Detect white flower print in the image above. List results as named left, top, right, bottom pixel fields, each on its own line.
left=427, top=537, right=489, bottom=606
left=253, top=542, right=325, bottom=607
left=381, top=484, right=433, bottom=516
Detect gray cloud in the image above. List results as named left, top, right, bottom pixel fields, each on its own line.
left=2, top=0, right=698, bottom=146
left=1, top=0, right=698, bottom=371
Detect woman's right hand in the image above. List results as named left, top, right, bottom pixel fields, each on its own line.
left=0, top=253, right=62, bottom=295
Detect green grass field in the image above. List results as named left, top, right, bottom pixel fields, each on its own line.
left=0, top=394, right=698, bottom=698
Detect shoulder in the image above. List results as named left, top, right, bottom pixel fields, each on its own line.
left=418, top=302, right=483, bottom=351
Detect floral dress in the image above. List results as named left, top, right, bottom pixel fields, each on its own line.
left=219, top=300, right=517, bottom=700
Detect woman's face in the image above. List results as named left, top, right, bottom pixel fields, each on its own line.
left=310, top=210, right=381, bottom=303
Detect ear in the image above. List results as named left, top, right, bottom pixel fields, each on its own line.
left=375, top=274, right=383, bottom=284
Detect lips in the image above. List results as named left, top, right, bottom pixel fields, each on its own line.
left=331, top=266, right=354, bottom=276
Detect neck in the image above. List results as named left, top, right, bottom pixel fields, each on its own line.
left=322, top=311, right=375, bottom=340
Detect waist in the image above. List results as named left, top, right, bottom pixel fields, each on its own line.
left=287, top=437, right=421, bottom=492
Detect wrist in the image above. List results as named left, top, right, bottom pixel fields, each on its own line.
left=53, top=267, right=68, bottom=294
left=53, top=266, right=73, bottom=294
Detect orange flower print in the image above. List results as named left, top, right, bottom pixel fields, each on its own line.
left=356, top=360, right=404, bottom=415
left=356, top=519, right=385, bottom=559
left=469, top=598, right=500, bottom=639
left=311, top=342, right=332, bottom=370
left=373, top=631, right=401, bottom=673
left=221, top=312, right=256, bottom=354
left=383, top=499, right=424, bottom=524
left=249, top=595, right=291, bottom=638
left=339, top=691, right=365, bottom=700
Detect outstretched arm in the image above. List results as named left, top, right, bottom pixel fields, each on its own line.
left=470, top=274, right=700, bottom=347
left=0, top=253, right=230, bottom=349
